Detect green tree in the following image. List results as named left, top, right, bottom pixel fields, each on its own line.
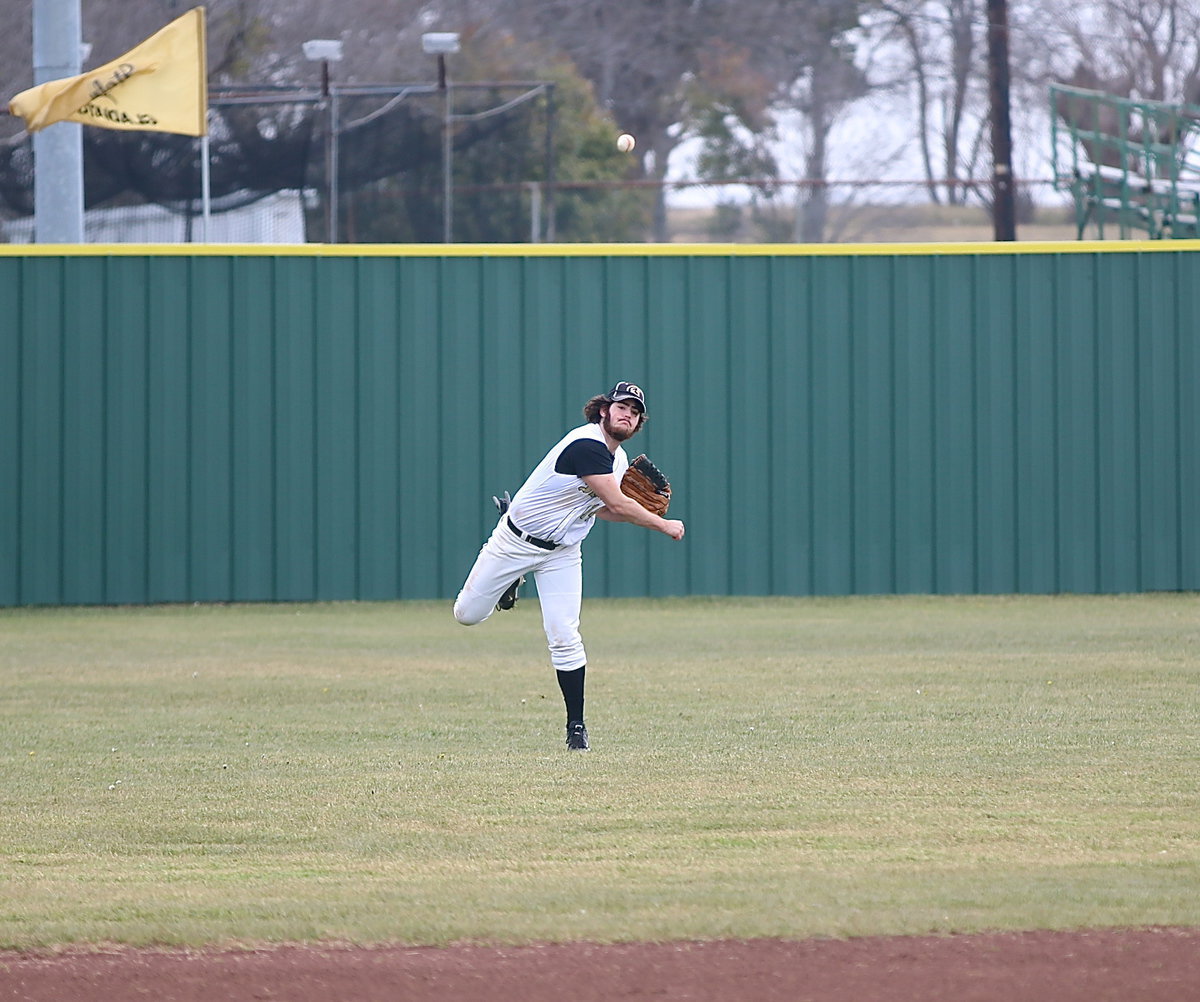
left=338, top=31, right=649, bottom=242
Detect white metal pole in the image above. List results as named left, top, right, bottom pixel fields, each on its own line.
left=528, top=182, right=541, bottom=243
left=200, top=133, right=211, bottom=242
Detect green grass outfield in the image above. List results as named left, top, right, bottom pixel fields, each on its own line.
left=1, top=594, right=1197, bottom=949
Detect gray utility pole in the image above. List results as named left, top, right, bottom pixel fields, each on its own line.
left=32, top=0, right=85, bottom=243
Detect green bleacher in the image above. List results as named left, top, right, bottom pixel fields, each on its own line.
left=1051, top=84, right=1200, bottom=239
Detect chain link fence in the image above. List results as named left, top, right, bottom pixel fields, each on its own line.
left=1, top=90, right=1072, bottom=244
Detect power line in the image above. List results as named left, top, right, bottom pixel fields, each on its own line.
left=862, top=2, right=1200, bottom=52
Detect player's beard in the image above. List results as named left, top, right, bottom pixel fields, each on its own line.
left=603, top=413, right=637, bottom=442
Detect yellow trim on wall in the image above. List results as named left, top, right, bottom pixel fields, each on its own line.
left=4, top=240, right=1200, bottom=257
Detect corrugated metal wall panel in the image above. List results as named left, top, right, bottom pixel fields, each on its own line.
left=892, top=254, right=936, bottom=594
left=190, top=256, right=235, bottom=601
left=63, top=257, right=106, bottom=603
left=765, top=256, right=812, bottom=596
left=852, top=256, right=897, bottom=595
left=1013, top=255, right=1058, bottom=593
left=357, top=257, right=402, bottom=600
left=145, top=257, right=190, bottom=601
left=810, top=255, right=855, bottom=596
left=99, top=256, right=145, bottom=602
left=7, top=259, right=30, bottom=602
left=314, top=256, right=359, bottom=601
left=394, top=258, right=441, bottom=598
left=0, top=260, right=21, bottom=605
left=1094, top=254, right=1142, bottom=592
left=688, top=257, right=735, bottom=596
left=1138, top=254, right=1183, bottom=590
left=972, top=254, right=1017, bottom=595
left=598, top=256, right=654, bottom=599
left=729, top=256, right=772, bottom=596
left=21, top=258, right=66, bottom=605
left=3, top=245, right=1198, bottom=606
left=1053, top=254, right=1099, bottom=594
left=272, top=257, right=318, bottom=600
left=641, top=257, right=691, bottom=599
left=931, top=256, right=977, bottom=594
left=1180, top=255, right=1200, bottom=585
left=230, top=256, right=276, bottom=601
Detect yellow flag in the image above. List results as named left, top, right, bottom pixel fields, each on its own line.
left=8, top=7, right=207, bottom=137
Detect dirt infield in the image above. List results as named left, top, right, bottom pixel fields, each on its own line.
left=3, top=928, right=1198, bottom=1002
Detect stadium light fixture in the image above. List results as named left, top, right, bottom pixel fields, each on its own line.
left=421, top=32, right=460, bottom=56
left=302, top=39, right=344, bottom=63
left=423, top=33, right=461, bottom=242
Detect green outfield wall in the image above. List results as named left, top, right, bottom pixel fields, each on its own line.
left=2, top=242, right=1197, bottom=606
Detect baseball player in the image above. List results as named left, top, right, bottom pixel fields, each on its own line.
left=453, top=381, right=686, bottom=750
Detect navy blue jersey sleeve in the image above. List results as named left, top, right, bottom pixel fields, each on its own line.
left=556, top=438, right=614, bottom=477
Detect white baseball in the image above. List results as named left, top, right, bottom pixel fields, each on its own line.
left=617, top=133, right=636, bottom=153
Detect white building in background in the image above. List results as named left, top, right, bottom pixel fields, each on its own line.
left=2, top=190, right=307, bottom=244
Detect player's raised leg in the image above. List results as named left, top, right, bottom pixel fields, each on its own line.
left=453, top=522, right=537, bottom=625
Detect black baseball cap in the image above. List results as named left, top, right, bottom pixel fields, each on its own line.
left=607, top=381, right=646, bottom=412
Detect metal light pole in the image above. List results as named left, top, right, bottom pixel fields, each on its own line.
left=423, top=32, right=460, bottom=243
left=303, top=39, right=343, bottom=242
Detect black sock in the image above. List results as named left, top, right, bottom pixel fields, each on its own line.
left=556, top=665, right=586, bottom=722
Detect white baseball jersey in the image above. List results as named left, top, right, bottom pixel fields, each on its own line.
left=507, top=422, right=629, bottom=548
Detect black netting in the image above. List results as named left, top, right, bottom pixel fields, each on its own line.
left=0, top=138, right=34, bottom=217
left=0, top=82, right=577, bottom=243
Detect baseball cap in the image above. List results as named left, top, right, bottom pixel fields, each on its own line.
left=607, top=380, right=646, bottom=412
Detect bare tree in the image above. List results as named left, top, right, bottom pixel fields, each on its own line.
left=1037, top=0, right=1200, bottom=104
left=867, top=0, right=990, bottom=205
left=767, top=1, right=870, bottom=242
left=1021, top=0, right=1200, bottom=186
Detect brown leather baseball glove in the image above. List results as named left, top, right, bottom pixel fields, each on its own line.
left=621, top=454, right=671, bottom=516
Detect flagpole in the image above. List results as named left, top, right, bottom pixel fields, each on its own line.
left=200, top=132, right=211, bottom=242
left=199, top=17, right=210, bottom=244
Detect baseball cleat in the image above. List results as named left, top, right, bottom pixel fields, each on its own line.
left=496, top=575, right=524, bottom=611
left=566, top=720, right=589, bottom=751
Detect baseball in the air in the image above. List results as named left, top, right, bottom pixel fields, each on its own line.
left=617, top=133, right=636, bottom=153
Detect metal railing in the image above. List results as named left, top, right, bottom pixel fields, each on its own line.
left=1050, top=84, right=1200, bottom=239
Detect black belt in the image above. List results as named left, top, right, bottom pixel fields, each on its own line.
left=506, top=516, right=558, bottom=550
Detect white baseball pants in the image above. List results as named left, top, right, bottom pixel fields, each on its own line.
left=453, top=518, right=587, bottom=671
